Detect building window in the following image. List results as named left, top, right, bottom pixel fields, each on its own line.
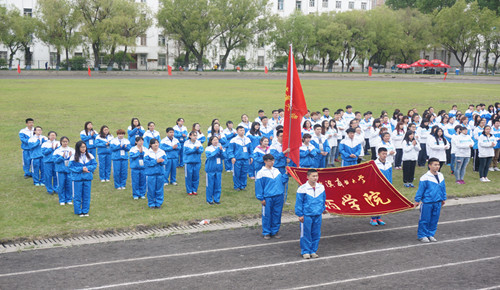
left=348, top=1, right=354, bottom=9
left=296, top=1, right=302, bottom=10
left=309, top=0, right=314, bottom=7
left=74, top=52, right=83, bottom=57
left=140, top=54, right=147, bottom=65
left=49, top=52, right=57, bottom=67
left=335, top=1, right=341, bottom=8
left=257, top=56, right=265, bottom=67
left=23, top=8, right=32, bottom=17
left=140, top=0, right=146, bottom=2
left=158, top=35, right=166, bottom=46
left=158, top=54, right=166, bottom=66
left=278, top=0, right=284, bottom=10
left=322, top=0, right=328, bottom=8
left=0, top=51, right=7, bottom=60
left=361, top=2, right=367, bottom=9
left=140, top=34, right=147, bottom=46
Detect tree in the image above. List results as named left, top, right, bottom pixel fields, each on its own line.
left=386, top=0, right=417, bottom=10
left=416, top=0, right=457, bottom=14
left=213, top=0, right=270, bottom=70
left=434, top=0, right=481, bottom=73
left=158, top=0, right=221, bottom=71
left=476, top=9, right=498, bottom=74
left=36, top=0, right=82, bottom=70
left=487, top=18, right=500, bottom=75
left=313, top=12, right=350, bottom=72
left=477, top=0, right=499, bottom=15
left=0, top=8, right=23, bottom=69
left=395, top=8, right=432, bottom=64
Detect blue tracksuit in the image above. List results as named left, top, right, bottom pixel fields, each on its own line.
left=295, top=182, right=326, bottom=255
left=28, top=135, right=47, bottom=185
left=223, top=128, right=237, bottom=171
left=246, top=132, right=262, bottom=177
left=41, top=140, right=60, bottom=193
left=339, top=137, right=362, bottom=167
left=127, top=126, right=145, bottom=145
left=19, top=127, right=34, bottom=176
left=95, top=134, right=114, bottom=181
left=372, top=159, right=393, bottom=220
left=129, top=146, right=146, bottom=198
left=255, top=167, right=286, bottom=236
left=183, top=140, right=204, bottom=194
left=415, top=171, right=447, bottom=239
left=299, top=144, right=318, bottom=168
left=227, top=136, right=253, bottom=190
left=270, top=142, right=290, bottom=186
left=252, top=146, right=271, bottom=176
left=144, top=148, right=167, bottom=208
left=160, top=136, right=180, bottom=184
left=110, top=138, right=131, bottom=188
left=311, top=135, right=330, bottom=168
left=204, top=145, right=224, bottom=203
left=143, top=130, right=161, bottom=149
left=80, top=130, right=98, bottom=157
left=174, top=125, right=188, bottom=166
left=69, top=153, right=97, bottom=215
left=53, top=146, right=75, bottom=203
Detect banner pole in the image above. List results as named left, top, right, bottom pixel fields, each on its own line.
left=287, top=44, right=293, bottom=157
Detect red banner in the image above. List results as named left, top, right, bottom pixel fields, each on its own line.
left=287, top=161, right=415, bottom=216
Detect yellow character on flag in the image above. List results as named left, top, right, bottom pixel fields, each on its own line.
left=342, top=194, right=360, bottom=211
left=363, top=191, right=391, bottom=207
left=325, top=200, right=341, bottom=211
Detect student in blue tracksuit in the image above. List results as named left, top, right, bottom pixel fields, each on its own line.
left=255, top=154, right=287, bottom=239
left=223, top=121, right=237, bottom=171
left=260, top=117, right=274, bottom=141
left=110, top=129, right=131, bottom=189
left=183, top=131, right=204, bottom=195
left=270, top=130, right=291, bottom=180
left=41, top=131, right=60, bottom=194
left=28, top=126, right=47, bottom=186
left=238, top=114, right=252, bottom=134
left=246, top=122, right=262, bottom=179
left=310, top=124, right=330, bottom=168
left=228, top=126, right=253, bottom=191
left=127, top=118, right=145, bottom=145
left=209, top=122, right=229, bottom=170
left=295, top=169, right=326, bottom=259
left=370, top=147, right=392, bottom=226
left=129, top=136, right=147, bottom=200
left=252, top=137, right=271, bottom=176
left=174, top=118, right=188, bottom=167
left=80, top=121, right=98, bottom=158
left=414, top=157, right=447, bottom=243
left=19, top=118, right=34, bottom=178
left=299, top=134, right=318, bottom=168
left=144, top=139, right=166, bottom=208
left=160, top=127, right=180, bottom=186
left=339, top=128, right=362, bottom=167
left=205, top=136, right=225, bottom=205
left=95, top=125, right=113, bottom=182
left=143, top=121, right=161, bottom=149
left=53, top=136, right=75, bottom=205
left=192, top=123, right=206, bottom=144
left=69, top=141, right=97, bottom=217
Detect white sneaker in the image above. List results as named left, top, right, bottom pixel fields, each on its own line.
left=164, top=183, right=169, bottom=186
left=60, top=202, right=65, bottom=205
left=172, top=182, right=178, bottom=186
left=101, top=180, right=106, bottom=182
left=122, top=187, right=126, bottom=190
left=419, top=237, right=430, bottom=243
left=489, top=167, right=495, bottom=172
left=133, top=197, right=139, bottom=200
left=428, top=236, right=437, bottom=242
left=68, top=202, right=73, bottom=205
left=480, top=177, right=487, bottom=182
left=494, top=167, right=500, bottom=171
left=485, top=177, right=491, bottom=182
left=84, top=213, right=89, bottom=217
left=106, top=180, right=110, bottom=182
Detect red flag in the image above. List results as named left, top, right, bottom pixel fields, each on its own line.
left=88, top=66, right=91, bottom=77
left=264, top=66, right=268, bottom=74
left=17, top=64, right=21, bottom=74
left=283, top=46, right=308, bottom=166
left=167, top=65, right=172, bottom=76
left=444, top=72, right=447, bottom=81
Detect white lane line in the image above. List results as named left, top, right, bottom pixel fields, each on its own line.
left=1, top=214, right=499, bottom=278
left=477, top=285, right=500, bottom=290
left=289, top=255, right=500, bottom=289
left=80, top=233, right=500, bottom=290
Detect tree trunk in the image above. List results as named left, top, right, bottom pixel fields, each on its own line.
left=92, top=42, right=100, bottom=70
left=492, top=54, right=499, bottom=76
left=8, top=50, right=15, bottom=69
left=327, top=58, right=334, bottom=73
left=24, top=46, right=32, bottom=69
left=321, top=57, right=325, bottom=72
left=65, top=47, right=70, bottom=71
left=302, top=54, right=306, bottom=73
left=183, top=50, right=190, bottom=70
left=56, top=49, right=61, bottom=71
left=484, top=47, right=490, bottom=75
left=107, top=45, right=116, bottom=71
left=221, top=49, right=231, bottom=70
left=118, top=45, right=128, bottom=71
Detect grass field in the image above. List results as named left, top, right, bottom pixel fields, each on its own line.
left=1, top=78, right=499, bottom=242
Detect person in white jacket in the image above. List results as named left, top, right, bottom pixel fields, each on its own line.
left=453, top=126, right=474, bottom=184
left=376, top=132, right=396, bottom=165
left=427, top=128, right=450, bottom=171
left=477, top=126, right=497, bottom=182
left=369, top=119, right=383, bottom=160
left=402, top=130, right=420, bottom=187
left=391, top=122, right=405, bottom=169
left=326, top=119, right=339, bottom=167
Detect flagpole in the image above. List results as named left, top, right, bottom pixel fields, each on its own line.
left=288, top=44, right=293, bottom=152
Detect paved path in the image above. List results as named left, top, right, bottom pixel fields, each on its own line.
left=1, top=199, right=499, bottom=289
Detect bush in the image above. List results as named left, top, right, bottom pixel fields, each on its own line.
left=273, top=56, right=288, bottom=69
left=0, top=58, right=7, bottom=69
left=61, top=56, right=88, bottom=70
left=230, top=56, right=247, bottom=70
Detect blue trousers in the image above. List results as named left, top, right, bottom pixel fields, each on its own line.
left=88, top=148, right=96, bottom=159
left=31, top=158, right=44, bottom=185
left=43, top=162, right=57, bottom=193
left=206, top=172, right=222, bottom=203
left=450, top=153, right=456, bottom=173
left=147, top=175, right=164, bottom=207
left=262, top=194, right=284, bottom=236
left=300, top=214, right=323, bottom=255
left=131, top=169, right=146, bottom=198
left=185, top=163, right=201, bottom=193
left=56, top=172, right=72, bottom=203
left=98, top=154, right=112, bottom=181
left=164, top=158, right=177, bottom=183
left=454, top=157, right=470, bottom=181
left=224, top=158, right=232, bottom=171
left=417, top=202, right=442, bottom=239
left=341, top=159, right=357, bottom=167
left=113, top=159, right=128, bottom=188
left=73, top=180, right=91, bottom=215
left=177, top=145, right=184, bottom=167
left=233, top=160, right=249, bottom=189
left=22, top=149, right=32, bottom=176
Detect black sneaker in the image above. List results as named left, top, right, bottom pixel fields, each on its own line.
left=207, top=202, right=214, bottom=205
left=272, top=233, right=281, bottom=239
left=214, top=201, right=221, bottom=205
left=263, top=235, right=271, bottom=240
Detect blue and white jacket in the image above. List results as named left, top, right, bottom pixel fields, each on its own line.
left=299, top=143, right=318, bottom=168
left=339, top=137, right=362, bottom=163
left=415, top=171, right=446, bottom=203
left=69, top=153, right=97, bottom=181
left=252, top=146, right=271, bottom=173
left=127, top=126, right=145, bottom=145
left=28, top=135, right=47, bottom=159
left=255, top=167, right=286, bottom=200
left=478, top=134, right=497, bottom=158
left=173, top=125, right=188, bottom=144
left=493, top=126, right=500, bottom=149
left=160, top=136, right=181, bottom=159
left=223, top=128, right=237, bottom=145
left=295, top=182, right=326, bottom=216
left=238, top=122, right=251, bottom=134
left=95, top=134, right=114, bottom=155
left=375, top=158, right=393, bottom=183
left=183, top=140, right=204, bottom=164
left=53, top=146, right=75, bottom=173
left=144, top=148, right=166, bottom=176
left=260, top=125, right=274, bottom=140
left=204, top=145, right=225, bottom=173
left=270, top=142, right=287, bottom=168
left=246, top=132, right=262, bottom=151
left=80, top=130, right=98, bottom=149
left=41, top=140, right=60, bottom=163
left=227, top=136, right=252, bottom=160
left=143, top=130, right=161, bottom=149
left=110, top=137, right=131, bottom=160
left=19, top=127, right=34, bottom=150
left=453, top=134, right=474, bottom=158
left=129, top=146, right=146, bottom=170
left=197, top=132, right=206, bottom=144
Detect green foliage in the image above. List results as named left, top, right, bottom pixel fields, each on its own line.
left=61, top=56, right=87, bottom=70
left=394, top=8, right=432, bottom=63
left=0, top=58, right=7, bottom=68
left=230, top=55, right=247, bottom=69
left=272, top=55, right=288, bottom=69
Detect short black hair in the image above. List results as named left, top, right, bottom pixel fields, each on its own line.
left=263, top=154, right=274, bottom=161
left=307, top=169, right=318, bottom=176
left=377, top=147, right=388, bottom=154
left=428, top=157, right=440, bottom=165
left=236, top=125, right=244, bottom=131
left=166, top=127, right=174, bottom=133
left=258, top=109, right=265, bottom=113
left=346, top=128, right=355, bottom=134
left=322, top=108, right=329, bottom=112
left=25, top=118, right=34, bottom=123
left=272, top=110, right=278, bottom=114
left=276, top=130, right=283, bottom=136
left=346, top=105, right=352, bottom=109
left=313, top=124, right=322, bottom=129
